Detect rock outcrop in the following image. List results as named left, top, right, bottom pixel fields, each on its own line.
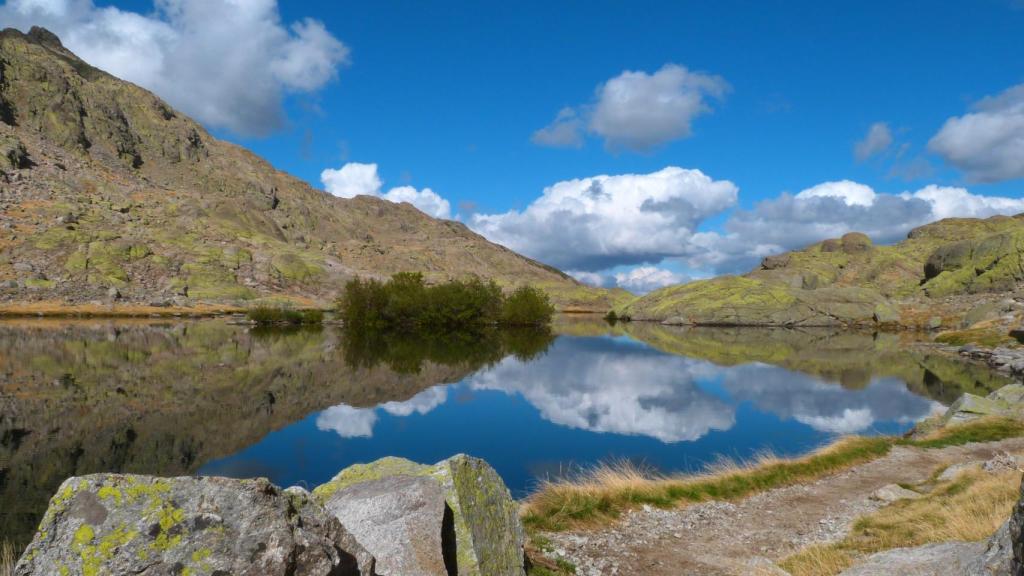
left=0, top=27, right=620, bottom=311
left=936, top=384, right=1024, bottom=427
left=14, top=454, right=525, bottom=576
left=620, top=215, right=1024, bottom=327
left=14, top=474, right=373, bottom=576
left=314, top=455, right=527, bottom=576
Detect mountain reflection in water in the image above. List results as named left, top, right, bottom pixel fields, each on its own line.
left=0, top=318, right=1011, bottom=545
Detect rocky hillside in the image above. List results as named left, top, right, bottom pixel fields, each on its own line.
left=622, top=215, right=1024, bottom=327
left=0, top=27, right=623, bottom=311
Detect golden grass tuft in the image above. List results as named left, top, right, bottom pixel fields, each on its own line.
left=781, top=467, right=1022, bottom=576
left=1, top=541, right=16, bottom=576
left=523, top=436, right=892, bottom=532
left=522, top=418, right=1024, bottom=532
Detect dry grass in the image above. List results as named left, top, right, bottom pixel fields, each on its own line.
left=523, top=436, right=893, bottom=532
left=0, top=300, right=244, bottom=318
left=522, top=418, right=1024, bottom=532
left=781, top=467, right=1022, bottom=576
left=1, top=541, right=17, bottom=576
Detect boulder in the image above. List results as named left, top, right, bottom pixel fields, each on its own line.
left=869, top=484, right=922, bottom=504
left=841, top=232, right=873, bottom=253
left=0, top=134, right=29, bottom=173
left=314, top=454, right=526, bottom=576
left=873, top=303, right=900, bottom=325
left=940, top=384, right=1024, bottom=426
left=15, top=474, right=373, bottom=576
left=319, top=475, right=451, bottom=576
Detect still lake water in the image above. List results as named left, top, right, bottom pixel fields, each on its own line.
left=0, top=317, right=1010, bottom=544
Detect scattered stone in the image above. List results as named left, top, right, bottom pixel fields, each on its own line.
left=938, top=461, right=983, bottom=482
left=106, top=286, right=120, bottom=300
left=869, top=484, right=922, bottom=504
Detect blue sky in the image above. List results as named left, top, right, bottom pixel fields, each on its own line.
left=3, top=0, right=1024, bottom=292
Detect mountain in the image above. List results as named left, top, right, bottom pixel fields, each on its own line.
left=622, top=215, right=1024, bottom=329
left=0, top=27, right=627, bottom=312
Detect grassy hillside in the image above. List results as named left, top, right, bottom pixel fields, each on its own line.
left=622, top=216, right=1024, bottom=327
left=0, top=27, right=618, bottom=312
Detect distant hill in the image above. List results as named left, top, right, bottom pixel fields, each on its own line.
left=0, top=27, right=628, bottom=312
left=622, top=215, right=1024, bottom=328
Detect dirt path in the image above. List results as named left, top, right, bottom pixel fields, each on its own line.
left=543, top=438, right=1024, bottom=576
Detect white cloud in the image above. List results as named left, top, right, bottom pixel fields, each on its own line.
left=929, top=84, right=1024, bottom=182
left=613, top=266, right=686, bottom=294
left=696, top=181, right=1024, bottom=273
left=321, top=162, right=382, bottom=199
left=533, top=64, right=728, bottom=152
left=382, top=186, right=451, bottom=220
left=531, top=107, right=584, bottom=148
left=567, top=270, right=606, bottom=287
left=321, top=162, right=452, bottom=219
left=469, top=167, right=738, bottom=271
left=795, top=180, right=877, bottom=207
left=854, top=122, right=893, bottom=161
left=591, top=64, right=729, bottom=151
left=0, top=0, right=349, bottom=136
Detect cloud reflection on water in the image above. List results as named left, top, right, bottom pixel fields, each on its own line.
left=315, top=337, right=942, bottom=442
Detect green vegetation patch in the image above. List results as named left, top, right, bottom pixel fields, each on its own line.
left=337, top=272, right=554, bottom=331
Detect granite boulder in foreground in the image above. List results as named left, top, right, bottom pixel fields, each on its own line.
left=15, top=454, right=525, bottom=576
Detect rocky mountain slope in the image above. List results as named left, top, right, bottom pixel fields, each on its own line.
left=622, top=215, right=1024, bottom=327
left=0, top=27, right=623, bottom=311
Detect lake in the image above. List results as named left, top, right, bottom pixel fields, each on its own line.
left=0, top=317, right=1009, bottom=546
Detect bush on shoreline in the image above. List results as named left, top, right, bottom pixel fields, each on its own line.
left=246, top=307, right=324, bottom=326
left=337, top=273, right=554, bottom=331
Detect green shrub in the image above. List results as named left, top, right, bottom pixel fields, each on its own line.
left=336, top=274, right=553, bottom=331
left=246, top=307, right=323, bottom=325
left=501, top=286, right=555, bottom=326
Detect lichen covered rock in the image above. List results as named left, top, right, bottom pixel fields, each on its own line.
left=15, top=474, right=372, bottom=576
left=314, top=454, right=527, bottom=576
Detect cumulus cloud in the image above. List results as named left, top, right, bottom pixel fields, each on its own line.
left=795, top=180, right=877, bottom=207
left=321, top=162, right=452, bottom=219
left=614, top=266, right=686, bottom=293
left=531, top=107, right=584, bottom=148
left=320, top=162, right=382, bottom=199
left=693, top=181, right=1024, bottom=273
left=0, top=0, right=349, bottom=136
left=533, top=64, right=728, bottom=151
left=472, top=165, right=1024, bottom=278
left=929, top=84, right=1024, bottom=182
left=591, top=64, right=729, bottom=150
left=854, top=122, right=894, bottom=161
left=469, top=167, right=738, bottom=271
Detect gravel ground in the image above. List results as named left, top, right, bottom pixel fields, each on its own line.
left=541, top=438, right=1024, bottom=576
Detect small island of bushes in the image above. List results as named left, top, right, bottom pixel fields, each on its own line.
left=337, top=272, right=555, bottom=331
